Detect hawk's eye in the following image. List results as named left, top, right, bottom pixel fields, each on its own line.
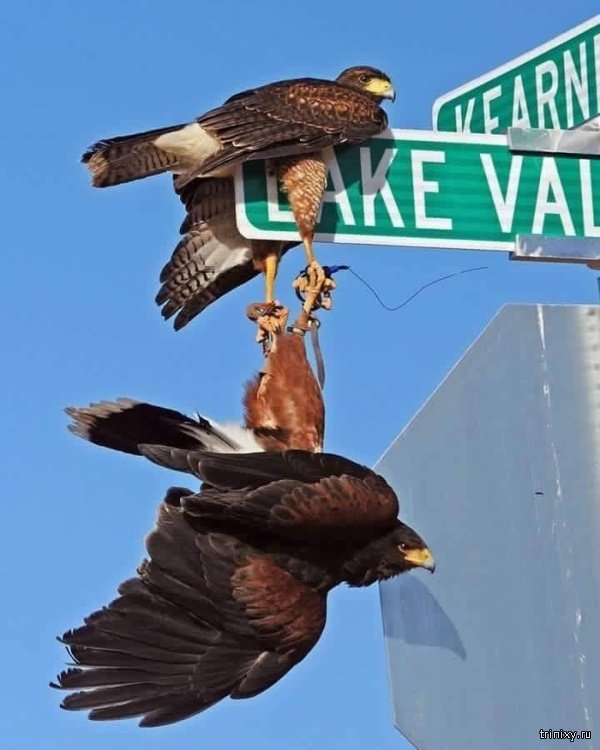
left=398, top=543, right=407, bottom=551
left=359, top=74, right=370, bottom=84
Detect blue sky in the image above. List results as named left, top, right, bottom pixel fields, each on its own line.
left=2, top=1, right=599, bottom=748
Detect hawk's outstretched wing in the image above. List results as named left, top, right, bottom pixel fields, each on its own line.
left=53, top=491, right=326, bottom=727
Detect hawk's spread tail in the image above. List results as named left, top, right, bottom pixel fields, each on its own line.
left=65, top=399, right=247, bottom=456
left=82, top=124, right=187, bottom=187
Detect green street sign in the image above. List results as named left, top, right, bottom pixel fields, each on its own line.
left=433, top=16, right=600, bottom=134
left=234, top=130, right=600, bottom=251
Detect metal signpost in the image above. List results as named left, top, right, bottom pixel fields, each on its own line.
left=432, top=15, right=600, bottom=134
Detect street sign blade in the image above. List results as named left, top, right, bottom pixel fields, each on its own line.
left=433, top=15, right=600, bottom=134
left=234, top=129, right=600, bottom=251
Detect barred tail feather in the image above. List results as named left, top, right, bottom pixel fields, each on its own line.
left=82, top=124, right=185, bottom=187
left=65, top=398, right=245, bottom=456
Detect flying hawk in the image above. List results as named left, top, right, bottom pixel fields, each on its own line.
left=66, top=322, right=324, bottom=455
left=83, top=66, right=395, bottom=329
left=53, top=450, right=434, bottom=726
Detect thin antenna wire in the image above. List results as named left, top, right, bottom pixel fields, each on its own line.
left=343, top=265, right=489, bottom=312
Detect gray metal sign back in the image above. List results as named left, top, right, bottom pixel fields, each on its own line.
left=376, top=304, right=600, bottom=749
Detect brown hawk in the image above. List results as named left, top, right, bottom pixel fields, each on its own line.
left=53, top=450, right=434, bottom=726
left=83, top=66, right=395, bottom=328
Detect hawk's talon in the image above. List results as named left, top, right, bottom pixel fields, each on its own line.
left=293, top=264, right=338, bottom=314
left=246, top=301, right=285, bottom=321
left=247, top=302, right=289, bottom=352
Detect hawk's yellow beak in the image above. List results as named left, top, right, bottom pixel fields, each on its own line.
left=403, top=546, right=436, bottom=572
left=365, top=78, right=396, bottom=102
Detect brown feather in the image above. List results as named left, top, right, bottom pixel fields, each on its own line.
left=244, top=331, right=324, bottom=452
left=278, top=155, right=327, bottom=241
left=82, top=124, right=185, bottom=187
left=193, top=77, right=387, bottom=175
left=54, top=498, right=328, bottom=725
left=156, top=177, right=296, bottom=329
left=232, top=556, right=325, bottom=655
left=180, top=456, right=399, bottom=543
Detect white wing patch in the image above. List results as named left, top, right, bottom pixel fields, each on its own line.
left=155, top=123, right=221, bottom=164
left=212, top=421, right=265, bottom=453
left=187, top=416, right=264, bottom=453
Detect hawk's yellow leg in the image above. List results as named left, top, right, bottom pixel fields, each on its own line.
left=265, top=253, right=279, bottom=303
left=303, top=237, right=316, bottom=266
left=300, top=237, right=325, bottom=313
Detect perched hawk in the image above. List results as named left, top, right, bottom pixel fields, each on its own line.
left=66, top=324, right=324, bottom=455
left=53, top=450, right=434, bottom=726
left=83, top=66, right=395, bottom=328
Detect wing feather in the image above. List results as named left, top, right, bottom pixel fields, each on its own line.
left=194, top=78, right=387, bottom=175
left=138, top=448, right=373, bottom=487
left=156, top=177, right=295, bottom=329
left=182, top=473, right=399, bottom=542
left=53, top=496, right=326, bottom=726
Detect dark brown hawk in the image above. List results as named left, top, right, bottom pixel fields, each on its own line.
left=65, top=318, right=324, bottom=455
left=83, top=66, right=395, bottom=328
left=53, top=450, right=434, bottom=727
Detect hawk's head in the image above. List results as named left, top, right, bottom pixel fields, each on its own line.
left=337, top=66, right=396, bottom=102
left=342, top=522, right=435, bottom=586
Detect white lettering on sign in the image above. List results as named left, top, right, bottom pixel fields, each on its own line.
left=511, top=76, right=532, bottom=128
left=535, top=60, right=560, bottom=128
left=360, top=147, right=404, bottom=228
left=580, top=160, right=600, bottom=237
left=411, top=150, right=453, bottom=231
left=564, top=43, right=590, bottom=127
left=320, top=151, right=355, bottom=225
left=266, top=169, right=294, bottom=222
left=454, top=98, right=475, bottom=133
left=483, top=85, right=502, bottom=133
left=481, top=153, right=523, bottom=233
left=532, top=157, right=575, bottom=235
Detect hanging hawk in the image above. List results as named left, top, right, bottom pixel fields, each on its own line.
left=83, top=66, right=395, bottom=328
left=66, top=321, right=324, bottom=455
left=53, top=450, right=434, bottom=726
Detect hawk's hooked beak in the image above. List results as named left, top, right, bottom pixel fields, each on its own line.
left=403, top=546, right=436, bottom=573
left=365, top=78, right=396, bottom=102
left=382, top=85, right=396, bottom=102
